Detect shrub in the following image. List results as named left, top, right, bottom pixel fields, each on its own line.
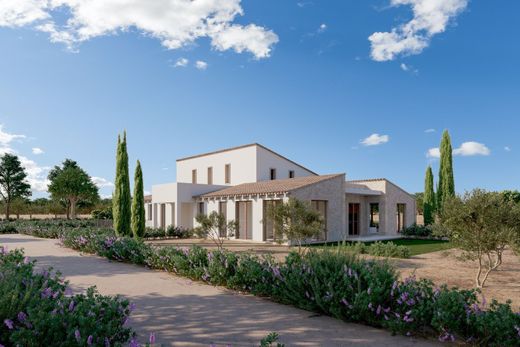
left=0, top=246, right=133, bottom=346
left=339, top=241, right=411, bottom=259
left=53, top=229, right=520, bottom=345
left=401, top=224, right=433, bottom=237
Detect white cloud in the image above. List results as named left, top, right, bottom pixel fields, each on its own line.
left=424, top=128, right=436, bottom=133
left=91, top=177, right=114, bottom=188
left=0, top=0, right=278, bottom=59
left=174, top=57, right=189, bottom=67
left=32, top=147, right=44, bottom=155
left=400, top=63, right=409, bottom=71
left=453, top=142, right=490, bottom=156
left=505, top=146, right=511, bottom=152
left=427, top=141, right=491, bottom=158
left=0, top=124, right=25, bottom=145
left=18, top=156, right=50, bottom=192
left=361, top=133, right=390, bottom=146
left=427, top=147, right=440, bottom=158
left=318, top=23, right=327, bottom=33
left=369, top=0, right=468, bottom=61
left=195, top=60, right=208, bottom=70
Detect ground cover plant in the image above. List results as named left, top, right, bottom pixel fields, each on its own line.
left=54, top=229, right=520, bottom=346
left=0, top=245, right=133, bottom=346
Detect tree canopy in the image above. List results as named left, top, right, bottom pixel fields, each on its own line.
left=423, top=166, right=435, bottom=225
left=47, top=159, right=99, bottom=219
left=113, top=133, right=131, bottom=236
left=131, top=160, right=145, bottom=238
left=439, top=189, right=520, bottom=288
left=437, top=130, right=455, bottom=210
left=0, top=153, right=32, bottom=219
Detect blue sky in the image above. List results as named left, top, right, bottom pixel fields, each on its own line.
left=0, top=0, right=519, bottom=198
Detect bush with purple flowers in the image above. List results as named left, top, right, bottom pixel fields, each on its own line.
left=57, top=230, right=520, bottom=345
left=0, top=246, right=133, bottom=346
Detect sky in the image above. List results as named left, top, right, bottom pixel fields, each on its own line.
left=0, top=0, right=519, bottom=198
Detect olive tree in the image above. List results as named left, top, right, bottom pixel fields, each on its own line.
left=265, top=198, right=324, bottom=254
left=439, top=189, right=520, bottom=288
left=195, top=211, right=237, bottom=251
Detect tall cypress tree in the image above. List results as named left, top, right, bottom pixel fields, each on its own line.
left=113, top=132, right=131, bottom=236
left=423, top=166, right=435, bottom=225
left=437, top=130, right=455, bottom=210
left=131, top=160, right=145, bottom=238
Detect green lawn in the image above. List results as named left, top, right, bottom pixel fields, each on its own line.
left=384, top=239, right=453, bottom=256
left=312, top=238, right=454, bottom=257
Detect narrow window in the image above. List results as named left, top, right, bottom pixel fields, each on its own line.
left=289, top=170, right=295, bottom=179
left=207, top=167, right=213, bottom=185
left=192, top=169, right=197, bottom=184
left=198, top=202, right=205, bottom=215
left=370, top=203, right=379, bottom=230
left=225, top=164, right=231, bottom=184
left=396, top=204, right=406, bottom=232
left=270, top=168, right=277, bottom=180
left=311, top=200, right=328, bottom=240
left=147, top=204, right=152, bottom=221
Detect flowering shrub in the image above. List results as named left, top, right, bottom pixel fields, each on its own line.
left=0, top=219, right=110, bottom=239
left=0, top=246, right=133, bottom=346
left=49, top=230, right=520, bottom=345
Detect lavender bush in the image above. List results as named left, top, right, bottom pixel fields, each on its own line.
left=0, top=246, right=133, bottom=346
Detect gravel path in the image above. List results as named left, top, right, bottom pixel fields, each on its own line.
left=0, top=234, right=439, bottom=347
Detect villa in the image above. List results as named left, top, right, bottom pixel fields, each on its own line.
left=145, top=143, right=416, bottom=242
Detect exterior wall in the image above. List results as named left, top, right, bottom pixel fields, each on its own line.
left=382, top=181, right=416, bottom=234
left=176, top=146, right=257, bottom=186
left=290, top=174, right=346, bottom=242
left=256, top=146, right=315, bottom=181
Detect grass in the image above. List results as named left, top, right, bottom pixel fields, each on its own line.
left=313, top=238, right=454, bottom=257
left=388, top=239, right=453, bottom=256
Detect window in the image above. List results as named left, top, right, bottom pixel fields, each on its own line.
left=198, top=202, right=205, bottom=216
left=270, top=168, right=277, bottom=180
left=289, top=170, right=295, bottom=178
left=311, top=200, right=327, bottom=240
left=370, top=203, right=380, bottom=230
left=397, top=204, right=406, bottom=232
left=147, top=204, right=152, bottom=221
left=225, top=164, right=231, bottom=184
left=207, top=167, right=213, bottom=185
left=192, top=169, right=197, bottom=184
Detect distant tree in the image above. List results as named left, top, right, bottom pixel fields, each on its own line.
left=195, top=211, right=237, bottom=251
left=47, top=159, right=100, bottom=219
left=0, top=153, right=32, bottom=220
left=423, top=166, right=436, bottom=225
left=501, top=190, right=520, bottom=204
left=265, top=198, right=324, bottom=253
left=414, top=193, right=424, bottom=215
left=131, top=160, right=145, bottom=238
left=113, top=132, right=132, bottom=236
left=439, top=189, right=520, bottom=288
left=437, top=130, right=455, bottom=210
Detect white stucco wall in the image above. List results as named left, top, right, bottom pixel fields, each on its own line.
left=176, top=146, right=258, bottom=186
left=256, top=145, right=316, bottom=181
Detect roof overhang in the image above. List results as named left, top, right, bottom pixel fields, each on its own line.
left=345, top=187, right=382, bottom=196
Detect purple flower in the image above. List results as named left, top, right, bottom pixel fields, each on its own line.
left=515, top=326, right=520, bottom=337
left=439, top=332, right=455, bottom=342
left=367, top=287, right=372, bottom=295
left=129, top=337, right=140, bottom=347
left=17, top=312, right=27, bottom=323
left=129, top=303, right=136, bottom=312
left=69, top=300, right=75, bottom=312
left=105, top=337, right=111, bottom=347
left=23, top=257, right=30, bottom=264
left=149, top=332, right=156, bottom=344
left=75, top=329, right=81, bottom=342
left=376, top=305, right=382, bottom=315
left=87, top=335, right=93, bottom=345
left=4, top=319, right=14, bottom=330
left=41, top=287, right=53, bottom=299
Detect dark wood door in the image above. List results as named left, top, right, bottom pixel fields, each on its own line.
left=348, top=203, right=360, bottom=236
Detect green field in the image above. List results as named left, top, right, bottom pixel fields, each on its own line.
left=388, top=239, right=454, bottom=256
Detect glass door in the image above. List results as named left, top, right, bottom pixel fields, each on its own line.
left=348, top=203, right=360, bottom=236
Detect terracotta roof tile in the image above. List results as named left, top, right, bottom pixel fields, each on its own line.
left=198, top=174, right=343, bottom=199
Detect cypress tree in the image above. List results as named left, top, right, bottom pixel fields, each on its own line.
left=423, top=166, right=435, bottom=225
left=437, top=130, right=455, bottom=210
left=131, top=160, right=145, bottom=238
left=113, top=132, right=132, bottom=236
